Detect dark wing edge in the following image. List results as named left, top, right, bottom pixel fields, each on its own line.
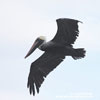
left=27, top=52, right=65, bottom=96
left=52, top=18, right=82, bottom=46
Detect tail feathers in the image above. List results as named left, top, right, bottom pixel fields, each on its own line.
left=72, top=48, right=86, bottom=60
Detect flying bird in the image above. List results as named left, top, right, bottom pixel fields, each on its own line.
left=25, top=18, right=86, bottom=96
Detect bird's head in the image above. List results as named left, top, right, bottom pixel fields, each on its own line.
left=25, top=36, right=46, bottom=58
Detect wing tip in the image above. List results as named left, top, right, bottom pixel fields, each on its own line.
left=78, top=20, right=83, bottom=24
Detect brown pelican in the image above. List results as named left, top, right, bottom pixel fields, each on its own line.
left=25, top=18, right=86, bottom=96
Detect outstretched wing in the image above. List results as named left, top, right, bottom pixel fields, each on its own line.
left=52, top=18, right=82, bottom=46
left=27, top=52, right=65, bottom=96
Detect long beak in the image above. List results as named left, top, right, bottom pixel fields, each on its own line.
left=25, top=41, right=38, bottom=59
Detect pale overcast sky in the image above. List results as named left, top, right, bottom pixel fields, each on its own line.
left=0, top=0, right=100, bottom=100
